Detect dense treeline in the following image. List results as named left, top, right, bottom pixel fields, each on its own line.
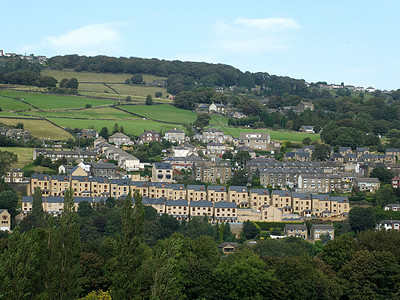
left=48, top=55, right=321, bottom=97
left=2, top=185, right=400, bottom=298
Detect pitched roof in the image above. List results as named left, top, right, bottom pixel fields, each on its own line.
left=214, top=202, right=237, bottom=208
left=190, top=200, right=213, bottom=207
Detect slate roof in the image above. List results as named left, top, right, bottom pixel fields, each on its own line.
left=154, top=163, right=172, bottom=170
left=284, top=224, right=307, bottom=231
left=272, top=190, right=291, bottom=197
left=214, top=202, right=237, bottom=208
left=190, top=200, right=213, bottom=207
left=229, top=186, right=248, bottom=193
left=166, top=199, right=188, bottom=206
left=208, top=185, right=227, bottom=192
left=143, top=197, right=166, bottom=205
left=250, top=189, right=269, bottom=195
left=187, top=185, right=206, bottom=191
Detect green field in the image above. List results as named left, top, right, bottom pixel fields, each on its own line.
left=0, top=96, right=33, bottom=111
left=0, top=118, right=73, bottom=140
left=212, top=126, right=320, bottom=142
left=41, top=70, right=169, bottom=99
left=0, top=147, right=34, bottom=167
left=42, top=69, right=166, bottom=83
left=0, top=90, right=116, bottom=110
left=0, top=111, right=33, bottom=118
left=47, top=117, right=184, bottom=136
left=119, top=104, right=197, bottom=124
left=28, top=107, right=137, bottom=120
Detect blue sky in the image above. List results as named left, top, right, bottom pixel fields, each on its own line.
left=2, top=0, right=399, bottom=90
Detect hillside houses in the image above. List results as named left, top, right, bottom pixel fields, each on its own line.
left=27, top=175, right=350, bottom=221
left=94, top=137, right=141, bottom=171
left=236, top=132, right=272, bottom=150
left=164, top=128, right=186, bottom=144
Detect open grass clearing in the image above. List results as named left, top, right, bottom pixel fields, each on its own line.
left=108, top=83, right=168, bottom=98
left=29, top=107, right=137, bottom=120
left=48, top=117, right=184, bottom=136
left=0, top=118, right=73, bottom=140
left=0, top=96, right=33, bottom=111
left=0, top=111, right=34, bottom=118
left=79, top=83, right=115, bottom=94
left=212, top=126, right=320, bottom=142
left=119, top=104, right=196, bottom=124
left=41, top=69, right=167, bottom=84
left=0, top=147, right=34, bottom=167
left=0, top=90, right=116, bottom=110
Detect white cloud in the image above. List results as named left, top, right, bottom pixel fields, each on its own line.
left=22, top=23, right=122, bottom=56
left=212, top=17, right=300, bottom=55
left=234, top=17, right=300, bottom=31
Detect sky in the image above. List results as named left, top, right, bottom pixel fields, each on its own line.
left=2, top=0, right=399, bottom=90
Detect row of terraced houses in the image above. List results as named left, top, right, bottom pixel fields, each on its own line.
left=26, top=174, right=350, bottom=220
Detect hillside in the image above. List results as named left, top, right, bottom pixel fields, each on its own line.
left=0, top=88, right=319, bottom=141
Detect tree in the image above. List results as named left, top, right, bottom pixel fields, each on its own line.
left=0, top=150, right=18, bottom=176
left=155, top=92, right=162, bottom=98
left=119, top=125, right=125, bottom=134
left=0, top=190, right=19, bottom=218
left=230, top=169, right=248, bottom=186
left=60, top=78, right=69, bottom=88
left=349, top=207, right=375, bottom=232
left=0, top=229, right=47, bottom=299
left=234, top=150, right=252, bottom=168
left=112, top=123, right=119, bottom=135
left=99, top=127, right=109, bottom=139
left=146, top=94, right=153, bottom=105
left=242, top=220, right=260, bottom=240
left=66, top=78, right=79, bottom=89
left=373, top=185, right=397, bottom=208
left=339, top=250, right=400, bottom=299
left=126, top=96, right=131, bottom=101
left=370, top=167, right=395, bottom=185
left=112, top=191, right=151, bottom=299
left=47, top=188, right=81, bottom=299
left=302, top=137, right=312, bottom=145
left=193, top=113, right=211, bottom=130
left=270, top=256, right=342, bottom=299
left=312, top=143, right=330, bottom=161
left=222, top=151, right=233, bottom=160
left=318, top=235, right=359, bottom=272
left=31, top=186, right=45, bottom=227
left=213, top=248, right=277, bottom=299
left=131, top=74, right=143, bottom=84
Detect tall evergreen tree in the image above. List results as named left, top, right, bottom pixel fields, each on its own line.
left=32, top=186, right=45, bottom=226
left=46, top=188, right=81, bottom=299
left=112, top=123, right=119, bottom=135
left=0, top=229, right=47, bottom=299
left=112, top=190, right=151, bottom=299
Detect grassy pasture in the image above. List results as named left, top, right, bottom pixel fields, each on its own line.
left=212, top=126, right=320, bottom=142
left=0, top=90, right=116, bottom=110
left=41, top=70, right=167, bottom=85
left=0, top=96, right=32, bottom=111
left=47, top=117, right=184, bottom=136
left=41, top=69, right=169, bottom=99
left=107, top=83, right=168, bottom=98
left=119, top=104, right=197, bottom=124
left=0, top=147, right=34, bottom=167
left=0, top=118, right=73, bottom=140
left=0, top=111, right=33, bottom=118
left=28, top=107, right=137, bottom=120
left=79, top=83, right=115, bottom=94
